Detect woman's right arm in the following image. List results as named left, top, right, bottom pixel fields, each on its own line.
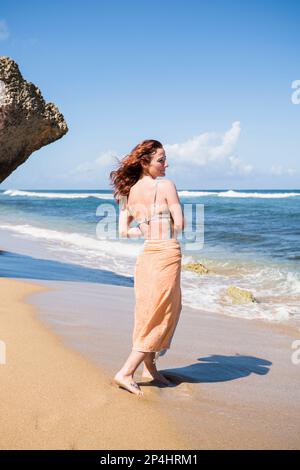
left=164, top=180, right=185, bottom=235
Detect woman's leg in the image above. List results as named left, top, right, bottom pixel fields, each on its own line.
left=142, top=352, right=156, bottom=374
left=142, top=352, right=172, bottom=385
left=113, top=350, right=148, bottom=396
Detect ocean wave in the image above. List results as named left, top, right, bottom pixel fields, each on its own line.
left=181, top=259, right=300, bottom=322
left=178, top=191, right=219, bottom=197
left=218, top=190, right=300, bottom=198
left=177, top=189, right=300, bottom=198
left=3, top=188, right=299, bottom=200
left=0, top=222, right=139, bottom=258
left=2, top=189, right=114, bottom=200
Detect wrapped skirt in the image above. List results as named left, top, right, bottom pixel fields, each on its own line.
left=132, top=239, right=182, bottom=360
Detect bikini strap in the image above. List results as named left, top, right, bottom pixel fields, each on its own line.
left=152, top=179, right=159, bottom=217
left=126, top=197, right=133, bottom=216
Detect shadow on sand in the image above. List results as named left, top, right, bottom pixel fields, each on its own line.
left=140, top=354, right=272, bottom=389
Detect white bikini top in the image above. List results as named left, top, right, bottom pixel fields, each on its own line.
left=128, top=179, right=172, bottom=232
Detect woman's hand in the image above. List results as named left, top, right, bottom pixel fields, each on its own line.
left=120, top=227, right=143, bottom=239
left=127, top=227, right=143, bottom=238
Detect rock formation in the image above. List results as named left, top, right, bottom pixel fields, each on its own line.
left=227, top=285, right=257, bottom=304
left=182, top=262, right=210, bottom=274
left=0, top=56, right=68, bottom=183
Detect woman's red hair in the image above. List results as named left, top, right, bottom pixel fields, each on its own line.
left=109, top=139, right=163, bottom=203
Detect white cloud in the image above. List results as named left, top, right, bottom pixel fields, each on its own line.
left=228, top=155, right=253, bottom=175
left=0, top=20, right=9, bottom=41
left=164, top=121, right=253, bottom=176
left=270, top=165, right=297, bottom=176
left=164, top=121, right=241, bottom=166
left=71, top=150, right=117, bottom=175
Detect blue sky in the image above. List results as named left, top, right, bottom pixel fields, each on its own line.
left=0, top=0, right=299, bottom=189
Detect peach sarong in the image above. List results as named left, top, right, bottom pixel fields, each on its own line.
left=132, top=238, right=182, bottom=360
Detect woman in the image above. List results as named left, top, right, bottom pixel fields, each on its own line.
left=109, top=139, right=184, bottom=397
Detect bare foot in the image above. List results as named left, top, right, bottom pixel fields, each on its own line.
left=142, top=369, right=173, bottom=386
left=113, top=372, right=144, bottom=397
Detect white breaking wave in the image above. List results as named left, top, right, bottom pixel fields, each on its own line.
left=178, top=190, right=300, bottom=198
left=2, top=188, right=300, bottom=200
left=178, top=191, right=219, bottom=197
left=218, top=190, right=300, bottom=198
left=181, top=260, right=300, bottom=322
left=0, top=223, right=140, bottom=258
left=2, top=189, right=114, bottom=200
left=173, top=190, right=300, bottom=198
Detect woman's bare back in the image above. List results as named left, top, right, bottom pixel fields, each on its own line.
left=127, top=178, right=175, bottom=239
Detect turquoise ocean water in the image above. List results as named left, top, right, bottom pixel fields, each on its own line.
left=0, top=187, right=299, bottom=324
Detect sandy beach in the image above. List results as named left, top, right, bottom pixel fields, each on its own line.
left=1, top=272, right=300, bottom=450
left=0, top=278, right=187, bottom=450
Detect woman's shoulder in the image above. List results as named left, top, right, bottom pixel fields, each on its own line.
left=159, top=178, right=174, bottom=185
left=130, top=178, right=176, bottom=195
left=159, top=178, right=177, bottom=190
